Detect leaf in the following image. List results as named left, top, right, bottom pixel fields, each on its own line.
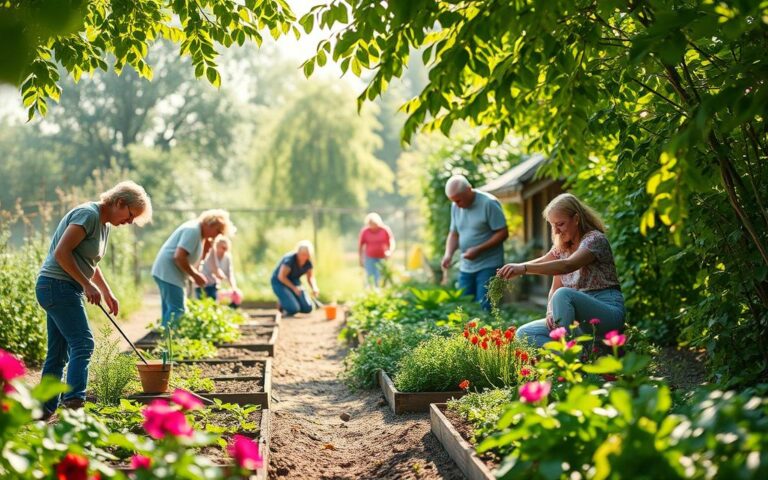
left=31, top=376, right=70, bottom=402
left=582, top=356, right=623, bottom=374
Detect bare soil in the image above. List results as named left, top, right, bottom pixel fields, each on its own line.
left=268, top=310, right=463, bottom=480
left=194, top=361, right=266, bottom=378
left=213, top=378, right=264, bottom=393
left=216, top=347, right=270, bottom=359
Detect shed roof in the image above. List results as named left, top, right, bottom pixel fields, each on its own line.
left=478, top=154, right=547, bottom=197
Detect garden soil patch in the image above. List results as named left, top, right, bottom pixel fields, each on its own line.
left=195, top=361, right=265, bottom=378
left=211, top=378, right=263, bottom=393
left=268, top=310, right=463, bottom=480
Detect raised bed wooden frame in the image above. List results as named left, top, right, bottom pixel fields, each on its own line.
left=377, top=370, right=466, bottom=414
left=127, top=359, right=272, bottom=409
left=430, top=403, right=495, bottom=480
left=215, top=325, right=278, bottom=357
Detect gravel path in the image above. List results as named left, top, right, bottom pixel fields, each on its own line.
left=268, top=310, right=463, bottom=480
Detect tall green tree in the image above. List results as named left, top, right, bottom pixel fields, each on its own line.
left=301, top=0, right=768, bottom=383
left=256, top=81, right=393, bottom=209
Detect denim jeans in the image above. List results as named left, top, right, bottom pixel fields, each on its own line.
left=363, top=256, right=383, bottom=287
left=36, top=276, right=95, bottom=414
left=154, top=276, right=186, bottom=327
left=458, top=266, right=500, bottom=311
left=517, top=287, right=626, bottom=347
left=271, top=278, right=312, bottom=316
left=195, top=285, right=218, bottom=301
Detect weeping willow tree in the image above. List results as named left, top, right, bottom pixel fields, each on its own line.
left=256, top=81, right=394, bottom=210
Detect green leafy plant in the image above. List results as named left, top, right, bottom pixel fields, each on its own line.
left=171, top=365, right=215, bottom=393
left=157, top=338, right=217, bottom=362
left=170, top=298, right=244, bottom=344
left=447, top=389, right=516, bottom=444
left=89, top=325, right=138, bottom=405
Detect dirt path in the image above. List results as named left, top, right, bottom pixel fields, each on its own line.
left=268, top=310, right=463, bottom=480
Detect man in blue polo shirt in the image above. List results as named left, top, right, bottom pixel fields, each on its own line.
left=441, top=175, right=509, bottom=310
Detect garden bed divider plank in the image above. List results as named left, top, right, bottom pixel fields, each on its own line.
left=243, top=309, right=281, bottom=326
left=216, top=326, right=278, bottom=357
left=127, top=359, right=272, bottom=408
left=378, top=370, right=466, bottom=414
left=430, top=403, right=495, bottom=480
left=113, top=409, right=270, bottom=480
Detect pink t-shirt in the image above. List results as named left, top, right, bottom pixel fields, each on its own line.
left=549, top=230, right=620, bottom=291
left=359, top=226, right=392, bottom=259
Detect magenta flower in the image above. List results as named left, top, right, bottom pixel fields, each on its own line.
left=549, top=327, right=567, bottom=341
left=0, top=349, right=26, bottom=393
left=171, top=389, right=204, bottom=411
left=228, top=434, right=264, bottom=470
left=589, top=318, right=601, bottom=326
left=142, top=399, right=194, bottom=439
left=565, top=340, right=577, bottom=350
left=603, top=330, right=626, bottom=347
left=519, top=381, right=551, bottom=403
left=520, top=367, right=532, bottom=377
left=130, top=454, right=152, bottom=470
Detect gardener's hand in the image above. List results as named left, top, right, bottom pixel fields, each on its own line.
left=292, top=286, right=303, bottom=297
left=462, top=246, right=480, bottom=260
left=104, top=291, right=120, bottom=316
left=312, top=288, right=320, bottom=298
left=497, top=263, right=523, bottom=279
left=191, top=271, right=207, bottom=287
left=441, top=254, right=453, bottom=269
left=83, top=281, right=102, bottom=306
left=546, top=313, right=556, bottom=330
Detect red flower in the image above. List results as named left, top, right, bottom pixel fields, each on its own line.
left=228, top=434, right=264, bottom=470
left=557, top=376, right=565, bottom=382
left=142, top=399, right=194, bottom=439
left=130, top=455, right=152, bottom=470
left=520, top=366, right=532, bottom=377
left=462, top=330, right=469, bottom=338
left=56, top=453, right=89, bottom=480
left=515, top=350, right=529, bottom=362
left=458, top=379, right=470, bottom=390
left=480, top=341, right=488, bottom=350
left=478, top=327, right=487, bottom=336
left=494, top=339, right=502, bottom=347
left=171, top=389, right=204, bottom=411
left=467, top=320, right=477, bottom=329
left=589, top=318, right=601, bottom=326
left=504, top=329, right=514, bottom=341
left=601, top=374, right=618, bottom=382
left=471, top=336, right=479, bottom=345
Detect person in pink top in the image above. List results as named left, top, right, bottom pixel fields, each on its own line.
left=497, top=193, right=625, bottom=347
left=358, top=212, right=395, bottom=287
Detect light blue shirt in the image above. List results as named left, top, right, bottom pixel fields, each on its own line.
left=39, top=202, right=110, bottom=283
left=450, top=190, right=507, bottom=273
left=151, top=220, right=203, bottom=288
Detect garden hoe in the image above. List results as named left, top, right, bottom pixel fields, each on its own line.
left=98, top=303, right=149, bottom=366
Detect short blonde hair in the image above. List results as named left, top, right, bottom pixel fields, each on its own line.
left=198, top=209, right=236, bottom=236
left=295, top=240, right=314, bottom=258
left=215, top=235, right=231, bottom=247
left=365, top=212, right=384, bottom=228
left=544, top=193, right=606, bottom=251
left=100, top=181, right=153, bottom=226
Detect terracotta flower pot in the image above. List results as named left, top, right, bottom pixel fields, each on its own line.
left=136, top=360, right=172, bottom=394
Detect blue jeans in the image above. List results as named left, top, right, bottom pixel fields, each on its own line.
left=195, top=285, right=218, bottom=300
left=458, top=266, right=500, bottom=311
left=517, top=287, right=626, bottom=347
left=36, top=276, right=95, bottom=414
left=154, top=276, right=185, bottom=328
left=363, top=256, right=383, bottom=287
left=271, top=278, right=312, bottom=316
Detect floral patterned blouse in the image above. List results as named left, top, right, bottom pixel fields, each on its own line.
left=549, top=230, right=620, bottom=291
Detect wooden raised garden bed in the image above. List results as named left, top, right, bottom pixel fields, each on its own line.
left=215, top=325, right=278, bottom=357
left=430, top=403, right=495, bottom=480
left=243, top=309, right=281, bottom=326
left=116, top=408, right=271, bottom=480
left=378, top=370, right=466, bottom=414
left=128, top=359, right=272, bottom=409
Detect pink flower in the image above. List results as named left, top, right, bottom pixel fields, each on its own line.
left=590, top=318, right=601, bottom=326
left=520, top=367, right=532, bottom=377
left=603, top=330, right=626, bottom=347
left=549, top=327, right=567, bottom=341
left=228, top=434, right=264, bottom=470
left=519, top=381, right=551, bottom=403
left=142, top=399, right=194, bottom=439
left=0, top=349, right=26, bottom=393
left=171, top=389, right=203, bottom=411
left=565, top=340, right=577, bottom=350
left=130, top=455, right=152, bottom=470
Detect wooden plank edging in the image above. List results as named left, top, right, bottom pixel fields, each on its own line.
left=430, top=403, right=495, bottom=480
left=377, top=370, right=467, bottom=414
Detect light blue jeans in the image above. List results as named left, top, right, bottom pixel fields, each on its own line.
left=363, top=256, right=383, bottom=287
left=36, top=276, right=95, bottom=414
left=517, top=287, right=625, bottom=347
left=271, top=278, right=312, bottom=316
left=154, top=276, right=185, bottom=328
left=458, top=266, right=500, bottom=311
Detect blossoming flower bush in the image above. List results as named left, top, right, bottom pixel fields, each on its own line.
left=1, top=348, right=265, bottom=479
left=445, top=328, right=768, bottom=479
left=393, top=321, right=537, bottom=392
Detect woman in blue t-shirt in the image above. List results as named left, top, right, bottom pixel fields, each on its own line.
left=36, top=181, right=153, bottom=419
left=271, top=240, right=320, bottom=316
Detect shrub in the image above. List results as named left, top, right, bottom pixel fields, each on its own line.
left=0, top=237, right=47, bottom=366
left=447, top=389, right=516, bottom=443
left=89, top=326, right=138, bottom=405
